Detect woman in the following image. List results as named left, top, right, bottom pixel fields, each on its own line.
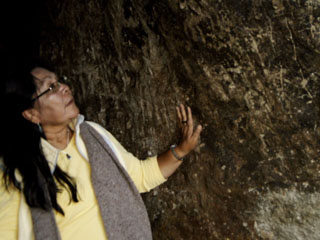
left=0, top=61, right=202, bottom=240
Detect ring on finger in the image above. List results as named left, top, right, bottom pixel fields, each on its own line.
left=182, top=120, right=187, bottom=124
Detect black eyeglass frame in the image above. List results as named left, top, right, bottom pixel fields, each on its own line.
left=31, top=81, right=61, bottom=102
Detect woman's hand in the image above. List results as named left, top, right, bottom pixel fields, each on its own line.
left=175, top=104, right=202, bottom=158
left=157, top=104, right=202, bottom=178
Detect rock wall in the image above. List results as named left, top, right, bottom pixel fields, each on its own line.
left=35, top=0, right=320, bottom=239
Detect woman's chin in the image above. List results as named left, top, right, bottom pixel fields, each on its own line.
left=71, top=108, right=80, bottom=119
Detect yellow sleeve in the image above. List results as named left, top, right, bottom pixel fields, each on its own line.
left=105, top=132, right=167, bottom=193
left=87, top=122, right=167, bottom=193
left=0, top=177, right=20, bottom=239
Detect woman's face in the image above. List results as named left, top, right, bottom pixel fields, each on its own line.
left=31, top=67, right=79, bottom=128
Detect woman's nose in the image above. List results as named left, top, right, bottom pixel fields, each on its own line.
left=61, top=83, right=71, bottom=94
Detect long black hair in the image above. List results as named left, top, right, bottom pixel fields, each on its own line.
left=1, top=60, right=78, bottom=215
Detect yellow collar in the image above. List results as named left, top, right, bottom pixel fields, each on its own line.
left=40, top=114, right=84, bottom=172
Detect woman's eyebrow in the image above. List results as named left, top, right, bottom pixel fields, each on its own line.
left=34, top=74, right=56, bottom=90
left=42, top=73, right=59, bottom=83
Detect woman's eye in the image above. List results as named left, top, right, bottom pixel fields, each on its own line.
left=49, top=83, right=55, bottom=90
left=53, top=82, right=61, bottom=92
left=47, top=83, right=55, bottom=92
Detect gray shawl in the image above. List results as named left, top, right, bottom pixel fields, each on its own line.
left=30, top=122, right=152, bottom=240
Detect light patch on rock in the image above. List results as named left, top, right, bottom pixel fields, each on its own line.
left=253, top=188, right=320, bottom=240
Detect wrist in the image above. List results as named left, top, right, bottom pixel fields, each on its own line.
left=170, top=144, right=185, bottom=161
left=175, top=145, right=187, bottom=158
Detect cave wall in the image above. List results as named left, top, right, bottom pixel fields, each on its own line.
left=37, top=0, right=320, bottom=239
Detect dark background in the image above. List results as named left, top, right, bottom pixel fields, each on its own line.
left=2, top=1, right=320, bottom=239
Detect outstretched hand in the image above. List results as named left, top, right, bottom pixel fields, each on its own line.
left=157, top=104, right=202, bottom=178
left=175, top=104, right=202, bottom=158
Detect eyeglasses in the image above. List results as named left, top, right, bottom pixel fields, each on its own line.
left=31, top=81, right=61, bottom=102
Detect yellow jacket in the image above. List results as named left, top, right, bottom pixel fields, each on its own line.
left=0, top=115, right=166, bottom=240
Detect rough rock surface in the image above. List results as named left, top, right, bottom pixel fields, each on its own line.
left=11, top=0, right=320, bottom=239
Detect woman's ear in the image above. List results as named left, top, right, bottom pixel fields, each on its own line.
left=22, top=108, right=41, bottom=124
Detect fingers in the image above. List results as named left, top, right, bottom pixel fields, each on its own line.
left=176, top=105, right=185, bottom=129
left=192, top=124, right=202, bottom=139
left=177, top=104, right=188, bottom=123
left=177, top=104, right=188, bottom=129
left=180, top=104, right=187, bottom=122
left=176, top=107, right=182, bottom=123
left=175, top=104, right=202, bottom=155
left=187, top=107, right=194, bottom=137
left=176, top=104, right=202, bottom=139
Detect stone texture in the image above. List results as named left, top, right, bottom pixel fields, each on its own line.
left=254, top=188, right=320, bottom=240
left=11, top=0, right=320, bottom=239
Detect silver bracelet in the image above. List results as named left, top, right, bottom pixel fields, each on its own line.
left=170, top=144, right=184, bottom=161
